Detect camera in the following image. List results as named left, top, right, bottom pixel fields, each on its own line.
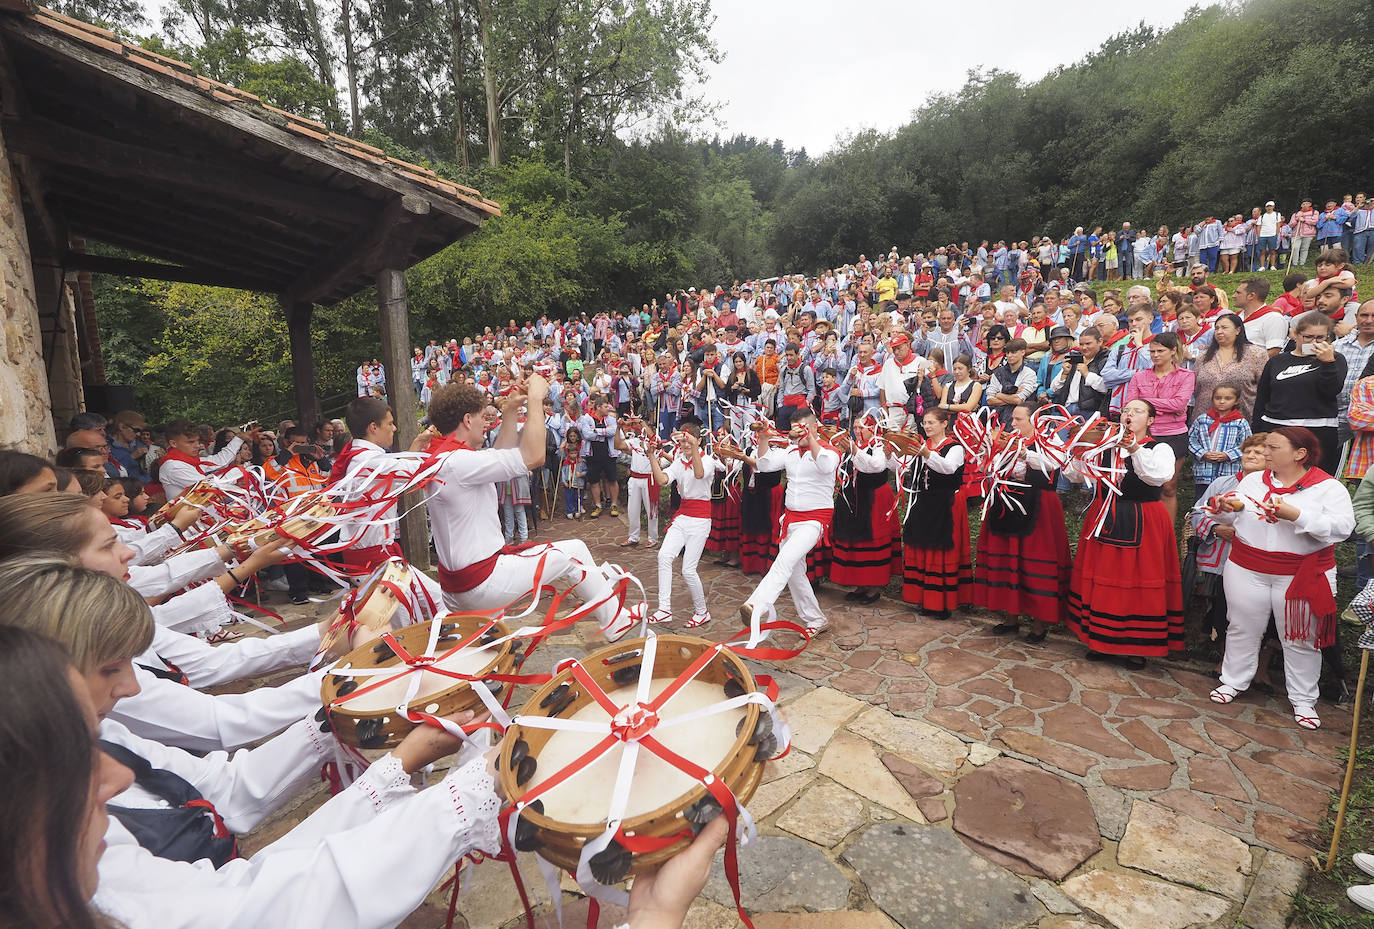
left=1066, top=350, right=1085, bottom=366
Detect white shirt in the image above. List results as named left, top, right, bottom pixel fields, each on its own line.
left=1211, top=470, right=1355, bottom=558
left=1242, top=307, right=1290, bottom=352
left=425, top=446, right=528, bottom=571
left=1259, top=211, right=1281, bottom=237
left=664, top=453, right=723, bottom=502
left=756, top=443, right=840, bottom=512
left=332, top=439, right=397, bottom=552
left=160, top=439, right=244, bottom=501
left=877, top=352, right=928, bottom=407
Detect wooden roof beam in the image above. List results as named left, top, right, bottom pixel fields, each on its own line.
left=62, top=250, right=278, bottom=291
left=1, top=114, right=364, bottom=228
left=2, top=17, right=492, bottom=229
left=284, top=194, right=430, bottom=306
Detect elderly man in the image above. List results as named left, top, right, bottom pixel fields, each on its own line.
left=109, top=410, right=151, bottom=481
left=65, top=427, right=120, bottom=476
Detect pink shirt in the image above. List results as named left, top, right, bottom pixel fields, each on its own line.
left=1126, top=366, right=1196, bottom=437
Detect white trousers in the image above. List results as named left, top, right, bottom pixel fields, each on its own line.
left=442, top=539, right=627, bottom=634
left=627, top=476, right=658, bottom=543
left=745, top=521, right=825, bottom=627
left=1220, top=562, right=1327, bottom=709
left=884, top=406, right=910, bottom=431
left=658, top=514, right=710, bottom=615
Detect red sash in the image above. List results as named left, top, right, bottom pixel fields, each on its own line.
left=782, top=394, right=807, bottom=407
left=1229, top=539, right=1337, bottom=648
left=339, top=541, right=403, bottom=570
left=437, top=542, right=536, bottom=594
left=676, top=499, right=712, bottom=520
left=629, top=470, right=652, bottom=480
left=780, top=506, right=834, bottom=542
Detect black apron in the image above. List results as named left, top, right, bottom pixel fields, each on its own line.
left=903, top=443, right=964, bottom=549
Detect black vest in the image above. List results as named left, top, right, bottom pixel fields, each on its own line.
left=101, top=739, right=239, bottom=868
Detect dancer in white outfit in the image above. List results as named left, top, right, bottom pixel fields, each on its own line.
left=740, top=408, right=840, bottom=634
left=647, top=416, right=723, bottom=628
left=1203, top=426, right=1355, bottom=729
left=424, top=377, right=640, bottom=641
left=616, top=420, right=660, bottom=547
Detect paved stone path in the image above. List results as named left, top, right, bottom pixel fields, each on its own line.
left=235, top=507, right=1352, bottom=929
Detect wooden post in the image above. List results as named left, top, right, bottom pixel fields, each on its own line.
left=376, top=268, right=429, bottom=570
left=282, top=297, right=322, bottom=432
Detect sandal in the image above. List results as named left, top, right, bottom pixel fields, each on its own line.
left=685, top=611, right=712, bottom=629
left=1209, top=685, right=1240, bottom=704
left=1294, top=706, right=1322, bottom=730
left=647, top=608, right=673, bottom=625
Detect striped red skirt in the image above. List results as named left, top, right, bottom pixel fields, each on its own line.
left=962, top=489, right=1070, bottom=625
left=740, top=483, right=785, bottom=575
left=832, top=483, right=900, bottom=587
left=903, top=489, right=973, bottom=612
left=705, top=487, right=742, bottom=552
left=1067, top=498, right=1184, bottom=656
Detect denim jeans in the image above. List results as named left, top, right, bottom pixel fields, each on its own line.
left=1354, top=229, right=1374, bottom=265
left=1199, top=245, right=1220, bottom=271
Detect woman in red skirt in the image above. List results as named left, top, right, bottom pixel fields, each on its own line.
left=901, top=410, right=969, bottom=619
left=706, top=467, right=742, bottom=567
left=832, top=428, right=901, bottom=604
left=738, top=463, right=784, bottom=575
left=963, top=403, right=1070, bottom=643
left=1067, top=398, right=1184, bottom=668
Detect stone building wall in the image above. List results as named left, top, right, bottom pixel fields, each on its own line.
left=0, top=119, right=58, bottom=454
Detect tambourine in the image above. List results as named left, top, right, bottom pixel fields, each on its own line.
left=499, top=635, right=771, bottom=883
left=228, top=490, right=336, bottom=552
left=882, top=429, right=925, bottom=456
left=320, top=559, right=414, bottom=655
left=320, top=613, right=515, bottom=749
left=149, top=482, right=217, bottom=527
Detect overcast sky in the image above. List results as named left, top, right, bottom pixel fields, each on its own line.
left=700, top=0, right=1207, bottom=156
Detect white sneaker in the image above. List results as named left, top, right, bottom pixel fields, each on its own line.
left=805, top=617, right=830, bottom=636
left=1349, top=884, right=1374, bottom=913
left=1355, top=853, right=1374, bottom=878
left=648, top=608, right=673, bottom=625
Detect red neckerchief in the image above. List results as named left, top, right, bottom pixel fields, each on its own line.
left=1181, top=324, right=1211, bottom=346
left=858, top=360, right=881, bottom=376
left=426, top=435, right=473, bottom=455
left=1261, top=467, right=1332, bottom=502
left=1206, top=408, right=1245, bottom=435
left=929, top=366, right=949, bottom=379
left=1327, top=305, right=1347, bottom=323
left=1103, top=330, right=1128, bottom=346
left=1029, top=318, right=1053, bottom=332
left=821, top=384, right=840, bottom=407
left=329, top=440, right=367, bottom=483
left=928, top=436, right=957, bottom=454
left=985, top=351, right=1006, bottom=369
left=1244, top=304, right=1281, bottom=322
left=159, top=447, right=206, bottom=470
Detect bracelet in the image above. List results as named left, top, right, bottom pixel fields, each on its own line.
left=173, top=523, right=187, bottom=539
left=227, top=567, right=245, bottom=586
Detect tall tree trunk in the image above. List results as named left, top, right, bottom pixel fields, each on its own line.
left=477, top=0, right=500, bottom=166
left=448, top=0, right=469, bottom=168
left=298, top=0, right=340, bottom=124
left=341, top=0, right=362, bottom=135
left=563, top=86, right=579, bottom=185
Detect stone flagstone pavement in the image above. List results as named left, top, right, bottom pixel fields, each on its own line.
left=236, top=507, right=1349, bottom=929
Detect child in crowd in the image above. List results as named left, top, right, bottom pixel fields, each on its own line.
left=559, top=426, right=585, bottom=518
left=1188, top=384, right=1251, bottom=498
left=499, top=468, right=532, bottom=544
left=118, top=476, right=151, bottom=524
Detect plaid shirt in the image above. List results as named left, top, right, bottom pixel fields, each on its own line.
left=1336, top=332, right=1374, bottom=423
left=1187, top=413, right=1251, bottom=486
left=1344, top=376, right=1374, bottom=480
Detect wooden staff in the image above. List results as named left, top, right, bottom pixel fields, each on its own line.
left=1323, top=647, right=1370, bottom=871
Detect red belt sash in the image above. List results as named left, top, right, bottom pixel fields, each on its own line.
left=676, top=499, right=712, bottom=519
left=781, top=506, right=834, bottom=542
left=782, top=394, right=807, bottom=407
left=820, top=411, right=840, bottom=424
left=437, top=542, right=537, bottom=593
left=339, top=541, right=402, bottom=570
left=1229, top=539, right=1338, bottom=648
left=630, top=471, right=652, bottom=480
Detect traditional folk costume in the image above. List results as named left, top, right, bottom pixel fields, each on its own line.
left=329, top=438, right=404, bottom=573
left=1208, top=467, right=1355, bottom=725
left=830, top=444, right=900, bottom=590
left=963, top=449, right=1070, bottom=626
left=425, top=435, right=638, bottom=641
left=704, top=464, right=742, bottom=556
left=738, top=463, right=785, bottom=575
left=744, top=439, right=841, bottom=632
left=1066, top=440, right=1183, bottom=657
left=654, top=450, right=725, bottom=625
left=111, top=517, right=183, bottom=567
left=158, top=439, right=245, bottom=502
left=901, top=438, right=970, bottom=616
left=876, top=341, right=926, bottom=430
left=623, top=435, right=659, bottom=545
